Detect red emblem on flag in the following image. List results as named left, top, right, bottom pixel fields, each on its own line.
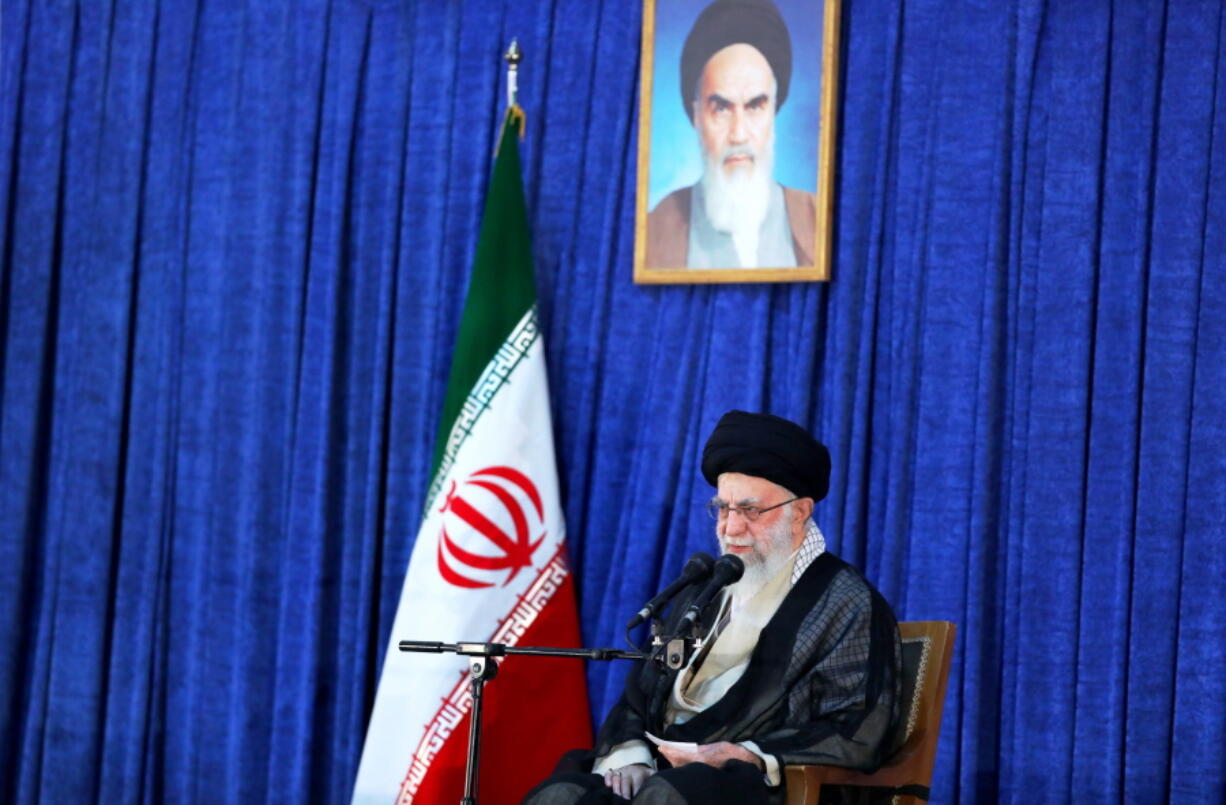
left=436, top=466, right=546, bottom=588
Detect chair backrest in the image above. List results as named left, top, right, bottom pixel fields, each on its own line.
left=891, top=621, right=956, bottom=786
left=784, top=622, right=956, bottom=803
left=783, top=620, right=956, bottom=805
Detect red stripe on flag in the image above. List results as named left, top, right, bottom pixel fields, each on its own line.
left=401, top=547, right=592, bottom=803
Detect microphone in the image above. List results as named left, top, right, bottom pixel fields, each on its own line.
left=676, top=554, right=745, bottom=635
left=626, top=552, right=715, bottom=630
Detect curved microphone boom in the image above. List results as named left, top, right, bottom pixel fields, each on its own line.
left=626, top=552, right=716, bottom=630
left=676, top=554, right=745, bottom=636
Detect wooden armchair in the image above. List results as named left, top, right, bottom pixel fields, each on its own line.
left=784, top=621, right=957, bottom=805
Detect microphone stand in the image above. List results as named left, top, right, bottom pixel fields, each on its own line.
left=398, top=640, right=645, bottom=805
left=648, top=617, right=706, bottom=671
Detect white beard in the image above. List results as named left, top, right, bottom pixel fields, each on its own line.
left=698, top=133, right=774, bottom=267
left=719, top=504, right=795, bottom=609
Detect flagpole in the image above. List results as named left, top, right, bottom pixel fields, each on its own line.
left=500, top=38, right=527, bottom=145
left=504, top=38, right=521, bottom=109
left=455, top=44, right=523, bottom=805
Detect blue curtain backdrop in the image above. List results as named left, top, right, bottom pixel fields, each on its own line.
left=2, top=0, right=1223, bottom=802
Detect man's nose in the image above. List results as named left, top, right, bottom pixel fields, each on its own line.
left=723, top=510, right=750, bottom=534
left=728, top=107, right=748, bottom=144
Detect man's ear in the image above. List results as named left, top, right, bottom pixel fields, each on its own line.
left=791, top=497, right=814, bottom=547
left=795, top=497, right=814, bottom=522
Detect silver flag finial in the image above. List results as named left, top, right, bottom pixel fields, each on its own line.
left=504, top=39, right=522, bottom=109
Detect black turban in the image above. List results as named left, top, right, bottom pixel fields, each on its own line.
left=680, top=0, right=793, bottom=122
left=701, top=410, right=831, bottom=501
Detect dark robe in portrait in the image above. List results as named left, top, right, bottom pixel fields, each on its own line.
left=524, top=552, right=902, bottom=805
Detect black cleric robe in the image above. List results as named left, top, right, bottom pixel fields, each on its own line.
left=595, top=552, right=903, bottom=775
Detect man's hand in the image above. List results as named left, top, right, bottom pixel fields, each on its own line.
left=602, top=763, right=654, bottom=798
left=656, top=741, right=765, bottom=772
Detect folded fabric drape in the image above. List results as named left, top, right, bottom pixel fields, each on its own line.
left=1, top=1, right=1222, bottom=803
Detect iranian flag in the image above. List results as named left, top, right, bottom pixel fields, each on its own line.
left=352, top=110, right=591, bottom=804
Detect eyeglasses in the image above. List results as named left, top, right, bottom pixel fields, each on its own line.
left=705, top=497, right=799, bottom=523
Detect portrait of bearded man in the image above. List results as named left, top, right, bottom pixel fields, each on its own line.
left=643, top=0, right=821, bottom=271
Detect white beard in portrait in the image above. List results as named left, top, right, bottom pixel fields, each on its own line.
left=698, top=128, right=775, bottom=268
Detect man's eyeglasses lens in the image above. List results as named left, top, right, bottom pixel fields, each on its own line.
left=705, top=497, right=798, bottom=522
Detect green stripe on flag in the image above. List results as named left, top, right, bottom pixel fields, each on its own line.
left=430, top=111, right=538, bottom=480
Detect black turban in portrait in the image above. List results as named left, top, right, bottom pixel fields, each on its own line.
left=679, top=0, right=793, bottom=122
left=701, top=410, right=831, bottom=501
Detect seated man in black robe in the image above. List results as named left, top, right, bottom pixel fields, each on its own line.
left=524, top=411, right=903, bottom=805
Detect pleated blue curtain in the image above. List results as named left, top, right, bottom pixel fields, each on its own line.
left=1, top=1, right=1223, bottom=803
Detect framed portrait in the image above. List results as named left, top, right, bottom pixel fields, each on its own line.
left=633, top=0, right=841, bottom=284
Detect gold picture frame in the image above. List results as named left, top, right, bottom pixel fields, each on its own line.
left=633, top=0, right=841, bottom=284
